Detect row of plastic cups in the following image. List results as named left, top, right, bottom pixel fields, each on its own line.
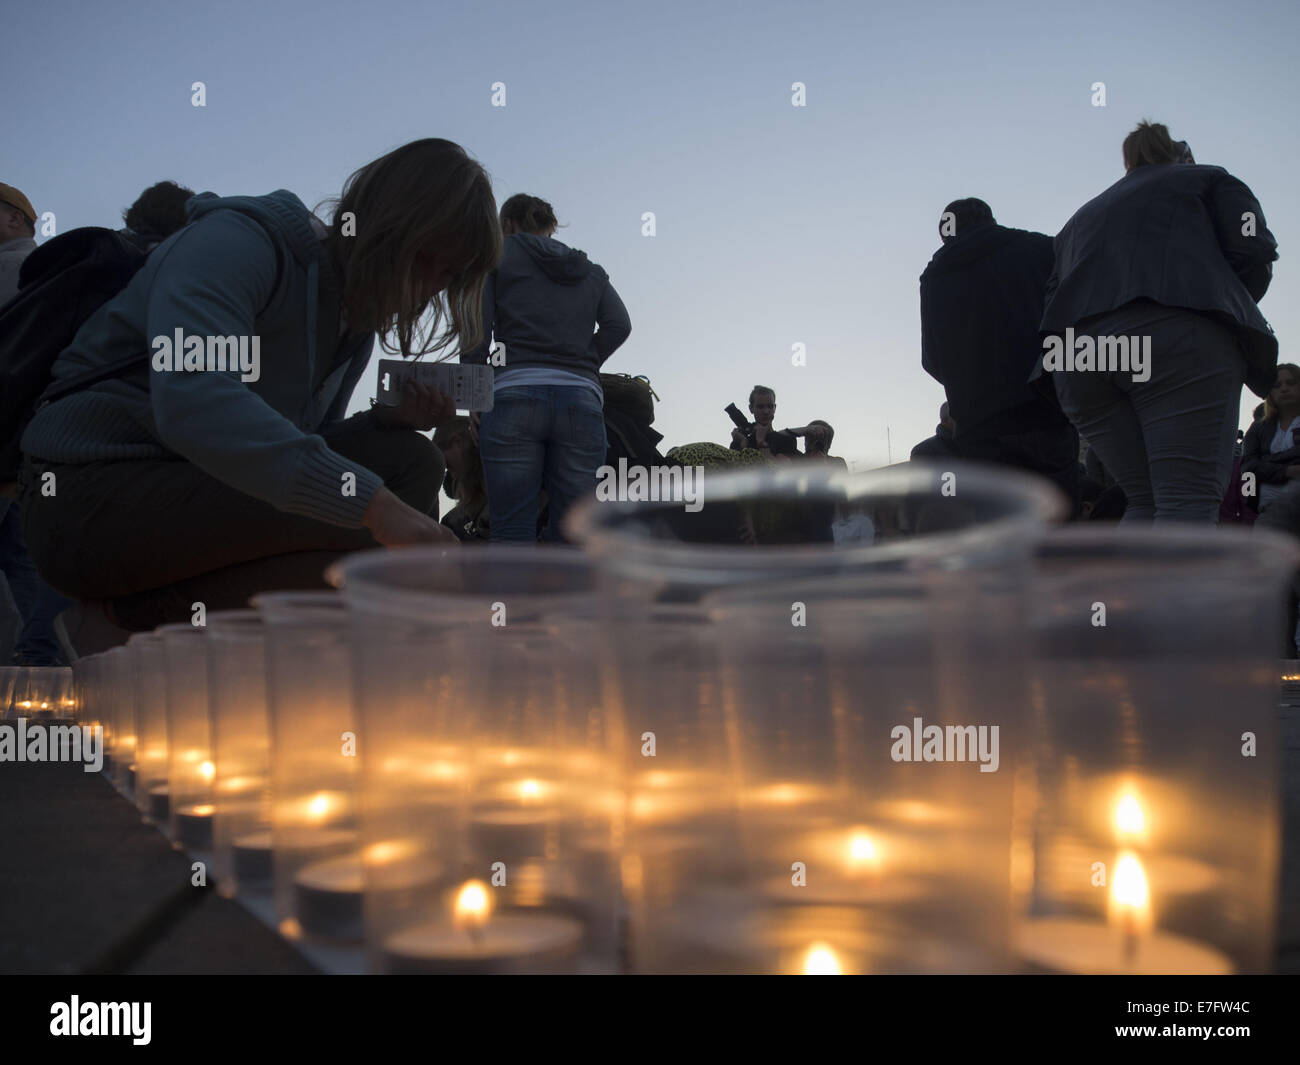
left=314, top=462, right=1294, bottom=973
left=2, top=665, right=75, bottom=719
left=64, top=461, right=1298, bottom=972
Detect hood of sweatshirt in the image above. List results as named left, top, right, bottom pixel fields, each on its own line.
left=920, top=223, right=1023, bottom=279
left=511, top=232, right=596, bottom=284
left=186, top=189, right=334, bottom=383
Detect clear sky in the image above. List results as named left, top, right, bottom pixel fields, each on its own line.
left=5, top=0, right=1297, bottom=470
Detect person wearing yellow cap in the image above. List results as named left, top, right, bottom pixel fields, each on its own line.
left=0, top=182, right=38, bottom=303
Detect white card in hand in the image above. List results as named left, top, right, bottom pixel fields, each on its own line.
left=376, top=359, right=495, bottom=412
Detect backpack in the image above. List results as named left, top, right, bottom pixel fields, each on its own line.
left=601, top=374, right=664, bottom=470
left=600, top=372, right=656, bottom=425
left=0, top=227, right=151, bottom=480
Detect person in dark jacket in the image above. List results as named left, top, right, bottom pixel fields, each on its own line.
left=1038, top=121, right=1278, bottom=523
left=728, top=385, right=799, bottom=456
left=920, top=198, right=1079, bottom=514
left=463, top=194, right=631, bottom=542
left=910, top=402, right=959, bottom=460
left=1241, top=363, right=1300, bottom=515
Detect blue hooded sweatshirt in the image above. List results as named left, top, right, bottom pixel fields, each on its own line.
left=21, top=190, right=384, bottom=527
left=460, top=232, right=630, bottom=385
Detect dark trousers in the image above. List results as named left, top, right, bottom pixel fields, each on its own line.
left=0, top=498, right=71, bottom=664
left=1051, top=305, right=1243, bottom=523
left=18, top=418, right=443, bottom=631
left=954, top=423, right=1082, bottom=519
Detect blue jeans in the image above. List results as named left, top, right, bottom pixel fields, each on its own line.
left=478, top=386, right=607, bottom=543
left=0, top=498, right=70, bottom=665
left=1051, top=305, right=1244, bottom=523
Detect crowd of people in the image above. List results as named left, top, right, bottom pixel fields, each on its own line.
left=915, top=121, right=1278, bottom=530
left=0, top=119, right=1290, bottom=660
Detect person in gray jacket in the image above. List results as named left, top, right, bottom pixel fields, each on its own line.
left=19, top=140, right=500, bottom=638
left=463, top=194, right=631, bottom=542
left=1039, top=121, right=1278, bottom=523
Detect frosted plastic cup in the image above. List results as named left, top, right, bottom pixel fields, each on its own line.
left=160, top=623, right=214, bottom=853
left=7, top=665, right=74, bottom=719
left=206, top=610, right=271, bottom=900
left=1015, top=523, right=1300, bottom=975
left=129, top=632, right=170, bottom=827
left=106, top=645, right=137, bottom=797
left=564, top=460, right=1064, bottom=602
left=566, top=460, right=1057, bottom=972
left=253, top=591, right=362, bottom=945
left=71, top=654, right=105, bottom=770
left=676, top=564, right=1027, bottom=975
left=328, top=546, right=618, bottom=974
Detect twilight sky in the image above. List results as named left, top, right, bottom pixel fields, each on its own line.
left=5, top=0, right=1297, bottom=469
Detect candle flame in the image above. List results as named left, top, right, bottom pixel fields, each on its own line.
left=1110, top=850, right=1151, bottom=925
left=848, top=831, right=879, bottom=864
left=189, top=804, right=216, bottom=817
left=363, top=840, right=414, bottom=864
left=518, top=778, right=543, bottom=802
left=454, top=879, right=492, bottom=929
left=802, top=943, right=841, bottom=975
left=199, top=760, right=216, bottom=783
left=306, top=792, right=333, bottom=822
left=1113, top=790, right=1146, bottom=840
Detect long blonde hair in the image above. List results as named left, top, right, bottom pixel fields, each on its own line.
left=322, top=138, right=502, bottom=358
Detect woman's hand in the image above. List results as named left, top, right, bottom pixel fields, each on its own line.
left=363, top=486, right=459, bottom=546
left=374, top=381, right=457, bottom=431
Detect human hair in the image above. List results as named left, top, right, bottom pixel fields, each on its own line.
left=808, top=418, right=834, bottom=447
left=320, top=138, right=502, bottom=359
left=1263, top=363, right=1300, bottom=421
left=940, top=198, right=994, bottom=244
left=122, top=181, right=195, bottom=242
left=749, top=385, right=776, bottom=405
left=500, top=193, right=559, bottom=236
left=1122, top=121, right=1181, bottom=171
left=433, top=417, right=486, bottom=504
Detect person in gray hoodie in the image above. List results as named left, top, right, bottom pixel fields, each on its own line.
left=462, top=194, right=630, bottom=542
left=18, top=139, right=502, bottom=641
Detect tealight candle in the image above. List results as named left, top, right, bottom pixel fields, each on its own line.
left=233, top=828, right=274, bottom=883
left=292, top=841, right=438, bottom=943
left=174, top=803, right=216, bottom=851
left=471, top=777, right=563, bottom=859
left=761, top=826, right=929, bottom=906
left=1016, top=851, right=1233, bottom=974
left=380, top=879, right=584, bottom=975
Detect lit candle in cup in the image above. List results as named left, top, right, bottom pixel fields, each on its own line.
left=292, top=838, right=435, bottom=944
left=175, top=803, right=216, bottom=850
left=381, top=878, right=585, bottom=974
left=471, top=776, right=560, bottom=859
left=762, top=826, right=924, bottom=905
left=1016, top=848, right=1232, bottom=973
